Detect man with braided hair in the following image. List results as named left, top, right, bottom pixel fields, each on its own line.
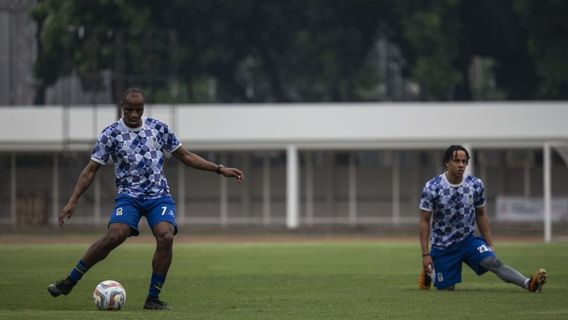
left=418, top=145, right=546, bottom=292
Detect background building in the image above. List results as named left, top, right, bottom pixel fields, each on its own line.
left=1, top=0, right=567, bottom=242
left=1, top=102, right=567, bottom=242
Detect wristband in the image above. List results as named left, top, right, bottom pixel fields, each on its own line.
left=421, top=253, right=430, bottom=257
left=216, top=164, right=225, bottom=175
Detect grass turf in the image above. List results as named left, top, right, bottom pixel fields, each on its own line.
left=0, top=241, right=566, bottom=319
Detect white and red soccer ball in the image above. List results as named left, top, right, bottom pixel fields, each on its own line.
left=93, top=280, right=126, bottom=311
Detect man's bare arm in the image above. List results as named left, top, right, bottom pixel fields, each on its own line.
left=419, top=209, right=433, bottom=272
left=475, top=206, right=495, bottom=249
left=59, top=160, right=101, bottom=226
left=172, top=146, right=244, bottom=182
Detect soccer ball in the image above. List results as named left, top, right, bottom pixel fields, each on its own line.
left=93, top=280, right=126, bottom=311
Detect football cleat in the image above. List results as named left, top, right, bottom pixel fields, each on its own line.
left=419, top=269, right=433, bottom=290
left=48, top=277, right=76, bottom=297
left=143, top=296, right=171, bottom=310
left=527, top=269, right=547, bottom=293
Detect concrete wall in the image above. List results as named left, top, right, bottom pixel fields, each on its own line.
left=1, top=102, right=568, bottom=150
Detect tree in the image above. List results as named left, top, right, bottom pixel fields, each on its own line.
left=400, top=0, right=464, bottom=100
left=31, top=0, right=568, bottom=103
left=32, top=0, right=398, bottom=103
left=31, top=0, right=157, bottom=104
left=514, top=0, right=568, bottom=99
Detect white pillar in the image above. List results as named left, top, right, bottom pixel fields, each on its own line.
left=52, top=154, right=59, bottom=226
left=262, top=154, right=271, bottom=226
left=348, top=153, right=357, bottom=226
left=543, top=143, right=552, bottom=243
left=286, top=144, right=299, bottom=229
left=392, top=151, right=400, bottom=225
left=10, top=154, right=16, bottom=226
left=305, top=152, right=314, bottom=226
left=178, top=161, right=186, bottom=225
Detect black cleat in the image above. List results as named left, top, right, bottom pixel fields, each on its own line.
left=143, top=296, right=171, bottom=310
left=48, top=277, right=76, bottom=297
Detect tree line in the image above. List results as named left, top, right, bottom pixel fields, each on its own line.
left=31, top=0, right=568, bottom=104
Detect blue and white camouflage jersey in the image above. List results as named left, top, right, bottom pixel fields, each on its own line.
left=91, top=117, right=182, bottom=199
left=419, top=173, right=486, bottom=249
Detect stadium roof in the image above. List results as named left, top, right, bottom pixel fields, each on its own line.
left=1, top=102, right=567, bottom=151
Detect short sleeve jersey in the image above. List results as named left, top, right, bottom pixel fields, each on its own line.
left=419, top=173, right=486, bottom=249
left=91, top=117, right=182, bottom=199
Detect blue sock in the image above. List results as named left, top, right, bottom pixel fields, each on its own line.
left=148, top=273, right=166, bottom=298
left=68, top=260, right=90, bottom=283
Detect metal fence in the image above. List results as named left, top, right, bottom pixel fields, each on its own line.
left=1, top=148, right=567, bottom=239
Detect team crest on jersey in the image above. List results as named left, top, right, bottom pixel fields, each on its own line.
left=151, top=137, right=160, bottom=149
left=467, top=194, right=474, bottom=204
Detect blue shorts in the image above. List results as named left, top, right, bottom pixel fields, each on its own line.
left=109, top=194, right=178, bottom=236
left=430, top=235, right=495, bottom=289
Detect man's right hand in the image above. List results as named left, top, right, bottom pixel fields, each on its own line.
left=59, top=202, right=76, bottom=226
left=419, top=256, right=434, bottom=290
left=422, top=255, right=434, bottom=274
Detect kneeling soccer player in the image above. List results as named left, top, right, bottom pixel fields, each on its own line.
left=418, top=145, right=546, bottom=292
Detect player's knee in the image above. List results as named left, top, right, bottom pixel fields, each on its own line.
left=479, top=256, right=503, bottom=270
left=155, top=230, right=174, bottom=246
left=103, top=231, right=128, bottom=248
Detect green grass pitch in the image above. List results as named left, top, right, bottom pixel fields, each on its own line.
left=0, top=240, right=567, bottom=319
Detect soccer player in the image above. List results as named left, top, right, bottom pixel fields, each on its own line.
left=418, top=145, right=546, bottom=292
left=48, top=88, right=244, bottom=310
